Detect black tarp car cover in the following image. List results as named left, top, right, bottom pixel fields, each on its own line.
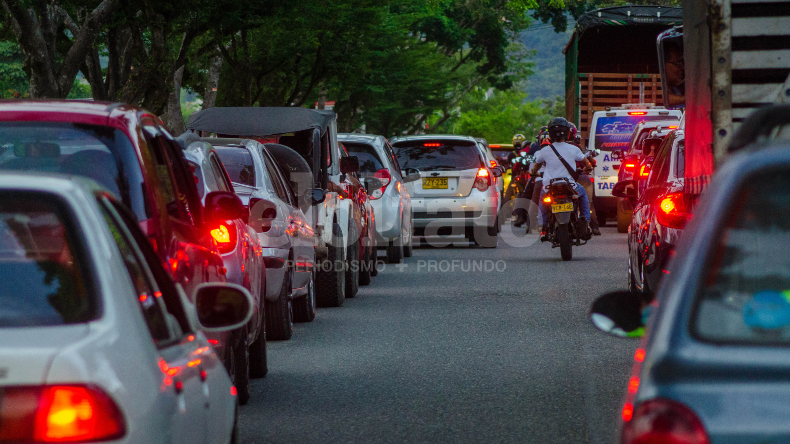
left=187, top=107, right=335, bottom=136
left=265, top=143, right=313, bottom=213
left=574, top=5, right=682, bottom=36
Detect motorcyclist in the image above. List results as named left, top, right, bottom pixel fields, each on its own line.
left=568, top=123, right=602, bottom=236
left=513, top=128, right=550, bottom=230
left=530, top=117, right=593, bottom=242
left=505, top=133, right=528, bottom=205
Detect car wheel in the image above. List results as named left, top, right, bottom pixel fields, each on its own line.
left=359, top=242, right=372, bottom=286
left=617, top=205, right=630, bottom=233
left=370, top=255, right=379, bottom=276
left=266, top=272, right=293, bottom=340
left=231, top=329, right=250, bottom=405
left=345, top=223, right=360, bottom=298
left=403, top=218, right=413, bottom=258
left=386, top=235, right=403, bottom=264
left=316, top=223, right=345, bottom=307
left=248, top=323, right=268, bottom=378
left=229, top=401, right=239, bottom=444
left=293, top=272, right=317, bottom=322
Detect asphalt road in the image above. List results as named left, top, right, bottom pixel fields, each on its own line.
left=239, top=224, right=637, bottom=444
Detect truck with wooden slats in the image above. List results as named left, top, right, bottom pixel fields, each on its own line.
left=563, top=5, right=682, bottom=222
left=678, top=0, right=790, bottom=195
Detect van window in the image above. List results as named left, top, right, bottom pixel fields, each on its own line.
left=592, top=115, right=673, bottom=151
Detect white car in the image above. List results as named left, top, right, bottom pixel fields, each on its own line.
left=0, top=174, right=254, bottom=444
left=390, top=135, right=502, bottom=248
left=338, top=133, right=416, bottom=263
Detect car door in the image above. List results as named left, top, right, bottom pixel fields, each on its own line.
left=99, top=197, right=213, bottom=444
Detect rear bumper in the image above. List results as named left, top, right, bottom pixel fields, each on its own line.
left=594, top=195, right=618, bottom=213
left=410, top=191, right=496, bottom=233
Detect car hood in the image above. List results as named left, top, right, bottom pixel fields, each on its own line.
left=0, top=325, right=90, bottom=384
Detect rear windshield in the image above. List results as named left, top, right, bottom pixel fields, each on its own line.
left=0, top=193, right=95, bottom=327
left=592, top=116, right=673, bottom=151
left=0, top=122, right=148, bottom=221
left=694, top=172, right=790, bottom=344
left=393, top=140, right=481, bottom=171
left=342, top=142, right=385, bottom=174
left=214, top=147, right=256, bottom=187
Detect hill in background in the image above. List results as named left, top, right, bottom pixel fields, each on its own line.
left=520, top=25, right=574, bottom=102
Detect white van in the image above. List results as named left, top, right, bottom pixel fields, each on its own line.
left=587, top=104, right=682, bottom=224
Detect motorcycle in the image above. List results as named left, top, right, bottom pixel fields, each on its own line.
left=503, top=152, right=534, bottom=212
left=542, top=176, right=588, bottom=261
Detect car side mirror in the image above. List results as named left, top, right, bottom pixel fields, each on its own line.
left=204, top=191, right=245, bottom=223
left=490, top=168, right=502, bottom=178
left=307, top=188, right=325, bottom=205
left=401, top=168, right=420, bottom=183
left=193, top=283, right=254, bottom=332
left=612, top=180, right=636, bottom=199
left=340, top=156, right=360, bottom=174
left=589, top=291, right=645, bottom=338
left=364, top=177, right=383, bottom=195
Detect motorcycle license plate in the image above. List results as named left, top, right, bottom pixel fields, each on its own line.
left=422, top=178, right=448, bottom=189
left=551, top=203, right=574, bottom=213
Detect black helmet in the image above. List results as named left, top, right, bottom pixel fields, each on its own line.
left=548, top=117, right=572, bottom=141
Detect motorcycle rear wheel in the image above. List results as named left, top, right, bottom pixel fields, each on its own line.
left=558, top=224, right=573, bottom=261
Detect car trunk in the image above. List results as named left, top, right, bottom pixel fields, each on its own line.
left=411, top=169, right=478, bottom=198
left=0, top=325, right=89, bottom=384
left=393, top=139, right=482, bottom=199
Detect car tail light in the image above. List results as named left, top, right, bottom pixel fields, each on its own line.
left=210, top=222, right=237, bottom=253
left=0, top=385, right=126, bottom=443
left=622, top=398, right=709, bottom=444
left=489, top=160, right=497, bottom=168
left=474, top=168, right=490, bottom=192
left=656, top=193, right=692, bottom=229
left=371, top=169, right=391, bottom=200
left=639, top=165, right=650, bottom=177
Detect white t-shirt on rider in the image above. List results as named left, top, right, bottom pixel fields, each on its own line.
left=534, top=141, right=584, bottom=188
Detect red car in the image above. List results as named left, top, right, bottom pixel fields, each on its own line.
left=0, top=101, right=253, bottom=395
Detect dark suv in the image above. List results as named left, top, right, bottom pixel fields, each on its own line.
left=0, top=101, right=256, bottom=400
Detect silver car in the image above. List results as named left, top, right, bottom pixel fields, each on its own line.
left=209, top=138, right=317, bottom=341
left=338, top=133, right=416, bottom=263
left=0, top=173, right=253, bottom=444
left=390, top=135, right=502, bottom=248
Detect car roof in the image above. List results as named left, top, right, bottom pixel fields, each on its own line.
left=390, top=134, right=478, bottom=144
left=337, top=133, right=385, bottom=145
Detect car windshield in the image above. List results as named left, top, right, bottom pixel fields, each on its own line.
left=214, top=147, right=256, bottom=187
left=342, top=142, right=385, bottom=174
left=593, top=116, right=673, bottom=151
left=695, top=172, right=790, bottom=344
left=393, top=140, right=480, bottom=171
left=0, top=122, right=148, bottom=221
left=0, top=193, right=94, bottom=327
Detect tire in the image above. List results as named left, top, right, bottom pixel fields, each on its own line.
left=370, top=256, right=379, bottom=276
left=248, top=324, right=268, bottom=378
left=558, top=224, right=573, bottom=261
left=231, top=329, right=250, bottom=405
left=293, top=272, right=316, bottom=322
left=345, top=223, right=359, bottom=298
left=359, top=244, right=372, bottom=286
left=386, top=235, right=403, bottom=264
left=316, top=223, right=345, bottom=307
left=617, top=205, right=630, bottom=233
left=403, top=218, right=413, bottom=258
left=230, top=402, right=239, bottom=444
left=472, top=221, right=499, bottom=248
left=266, top=272, right=293, bottom=340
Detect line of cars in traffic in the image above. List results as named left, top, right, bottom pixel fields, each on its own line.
left=0, top=100, right=505, bottom=443
left=590, top=105, right=790, bottom=442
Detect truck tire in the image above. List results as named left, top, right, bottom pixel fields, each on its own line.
left=386, top=235, right=403, bottom=264
left=316, top=223, right=345, bottom=307
left=266, top=271, right=293, bottom=340
left=558, top=224, right=573, bottom=261
left=293, top=273, right=316, bottom=322
left=345, top=223, right=359, bottom=298
left=248, top=325, right=268, bottom=378
left=617, top=205, right=630, bottom=233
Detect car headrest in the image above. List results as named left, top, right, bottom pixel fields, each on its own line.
left=14, top=143, right=60, bottom=158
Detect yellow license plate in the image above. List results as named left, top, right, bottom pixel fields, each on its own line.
left=551, top=202, right=574, bottom=213
left=422, top=178, right=448, bottom=189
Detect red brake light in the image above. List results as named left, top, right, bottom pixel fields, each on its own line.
left=656, top=193, right=693, bottom=229
left=668, top=125, right=678, bottom=129
left=474, top=168, right=491, bottom=191
left=210, top=222, right=237, bottom=253
left=423, top=143, right=441, bottom=147
left=625, top=163, right=636, bottom=170
left=489, top=160, right=497, bottom=168
left=622, top=398, right=709, bottom=444
left=0, top=385, right=126, bottom=443
left=371, top=169, right=391, bottom=200
left=629, top=111, right=647, bottom=115
left=639, top=165, right=650, bottom=177
left=489, top=144, right=501, bottom=148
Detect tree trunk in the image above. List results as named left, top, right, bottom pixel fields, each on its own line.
left=202, top=50, right=223, bottom=109
left=163, top=65, right=186, bottom=136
